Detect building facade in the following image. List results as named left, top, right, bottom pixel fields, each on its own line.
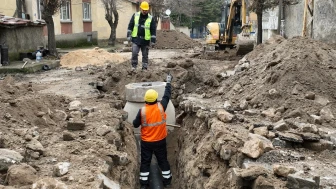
left=0, top=0, right=140, bottom=41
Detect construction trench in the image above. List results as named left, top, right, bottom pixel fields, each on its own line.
left=0, top=31, right=336, bottom=189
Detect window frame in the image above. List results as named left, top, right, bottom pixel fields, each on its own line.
left=82, top=2, right=91, bottom=21
left=60, top=1, right=71, bottom=21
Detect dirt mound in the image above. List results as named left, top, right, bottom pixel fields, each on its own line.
left=60, top=48, right=127, bottom=68
left=223, top=36, right=336, bottom=125
left=155, top=30, right=202, bottom=49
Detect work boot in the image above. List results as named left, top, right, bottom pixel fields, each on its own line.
left=131, top=67, right=136, bottom=73
left=142, top=67, right=147, bottom=72
left=164, top=184, right=172, bottom=188
left=140, top=184, right=148, bottom=189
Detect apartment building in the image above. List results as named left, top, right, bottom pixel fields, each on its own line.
left=0, top=0, right=140, bottom=41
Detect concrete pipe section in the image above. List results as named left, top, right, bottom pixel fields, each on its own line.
left=123, top=82, right=175, bottom=189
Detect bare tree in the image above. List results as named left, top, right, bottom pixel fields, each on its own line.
left=149, top=0, right=165, bottom=27
left=249, top=0, right=299, bottom=44
left=40, top=0, right=66, bottom=56
left=101, top=0, right=120, bottom=46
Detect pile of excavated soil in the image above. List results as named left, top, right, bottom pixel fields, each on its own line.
left=60, top=48, right=127, bottom=68
left=155, top=30, right=202, bottom=49
left=223, top=36, right=336, bottom=126
left=0, top=75, right=137, bottom=188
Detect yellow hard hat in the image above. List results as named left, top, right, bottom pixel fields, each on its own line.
left=140, top=1, right=149, bottom=10
left=144, top=89, right=158, bottom=102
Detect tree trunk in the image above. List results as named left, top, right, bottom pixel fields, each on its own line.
left=45, top=16, right=57, bottom=56
left=257, top=10, right=263, bottom=44
left=108, top=26, right=116, bottom=46
left=108, top=11, right=118, bottom=46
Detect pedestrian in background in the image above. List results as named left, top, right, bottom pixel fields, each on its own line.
left=133, top=73, right=173, bottom=189
left=127, top=1, right=156, bottom=72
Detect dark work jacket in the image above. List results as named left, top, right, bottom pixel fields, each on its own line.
left=133, top=83, right=171, bottom=128
left=127, top=12, right=157, bottom=46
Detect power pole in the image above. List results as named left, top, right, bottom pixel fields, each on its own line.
left=278, top=0, right=283, bottom=34
left=16, top=0, right=23, bottom=18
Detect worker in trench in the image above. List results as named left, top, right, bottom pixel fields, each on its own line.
left=127, top=1, right=156, bottom=72
left=133, top=73, right=173, bottom=189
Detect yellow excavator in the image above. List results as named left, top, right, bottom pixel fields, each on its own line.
left=205, top=0, right=255, bottom=55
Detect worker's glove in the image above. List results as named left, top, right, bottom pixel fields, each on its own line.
left=166, top=73, right=173, bottom=83
left=150, top=43, right=155, bottom=48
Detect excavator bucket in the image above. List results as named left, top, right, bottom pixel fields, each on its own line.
left=236, top=39, right=255, bottom=55
left=236, top=25, right=255, bottom=56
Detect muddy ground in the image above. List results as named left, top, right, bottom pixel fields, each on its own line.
left=0, top=31, right=336, bottom=189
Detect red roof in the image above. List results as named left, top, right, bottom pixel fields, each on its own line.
left=0, top=14, right=46, bottom=28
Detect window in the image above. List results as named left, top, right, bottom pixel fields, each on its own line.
left=37, top=0, right=42, bottom=19
left=60, top=1, right=71, bottom=21
left=83, top=2, right=91, bottom=20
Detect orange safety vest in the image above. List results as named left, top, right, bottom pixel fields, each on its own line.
left=140, top=103, right=167, bottom=142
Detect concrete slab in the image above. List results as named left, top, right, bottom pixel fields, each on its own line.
left=0, top=60, right=60, bottom=74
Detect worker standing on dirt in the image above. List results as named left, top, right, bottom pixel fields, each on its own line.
left=127, top=1, right=156, bottom=72
left=133, top=73, right=173, bottom=189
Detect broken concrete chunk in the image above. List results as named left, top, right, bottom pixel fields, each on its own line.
left=32, top=178, right=68, bottom=189
left=298, top=123, right=318, bottom=134
left=310, top=114, right=322, bottom=125
left=314, top=95, right=330, bottom=106
left=244, top=109, right=260, bottom=116
left=301, top=133, right=321, bottom=142
left=6, top=163, right=37, bottom=186
left=53, top=162, right=71, bottom=177
left=97, top=173, right=120, bottom=189
left=240, top=166, right=269, bottom=180
left=252, top=175, right=275, bottom=189
left=63, top=131, right=76, bottom=141
left=96, top=125, right=111, bottom=136
left=242, top=134, right=274, bottom=159
left=0, top=149, right=24, bottom=171
left=304, top=92, right=315, bottom=100
left=272, top=138, right=291, bottom=148
left=273, top=164, right=296, bottom=177
left=273, top=119, right=289, bottom=131
left=220, top=147, right=232, bottom=161
left=26, top=138, right=44, bottom=154
left=240, top=99, right=248, bottom=110
left=217, top=109, right=235, bottom=123
left=67, top=121, right=86, bottom=131
left=286, top=174, right=319, bottom=189
left=261, top=108, right=276, bottom=118
left=278, top=132, right=303, bottom=143
left=303, top=139, right=334, bottom=151
left=36, top=111, right=46, bottom=117
left=68, top=100, right=82, bottom=111
left=253, top=127, right=268, bottom=137
left=286, top=109, right=302, bottom=119
left=320, top=107, right=334, bottom=122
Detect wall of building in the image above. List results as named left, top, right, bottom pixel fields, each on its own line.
left=0, top=0, right=16, bottom=16
left=49, top=0, right=136, bottom=40
left=313, top=0, right=336, bottom=43
left=0, top=26, right=45, bottom=61
left=284, top=0, right=336, bottom=43
left=55, top=31, right=98, bottom=48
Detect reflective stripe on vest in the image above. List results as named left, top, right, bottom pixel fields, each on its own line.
left=141, top=103, right=166, bottom=126
left=140, top=103, right=167, bottom=142
left=131, top=12, right=152, bottom=40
